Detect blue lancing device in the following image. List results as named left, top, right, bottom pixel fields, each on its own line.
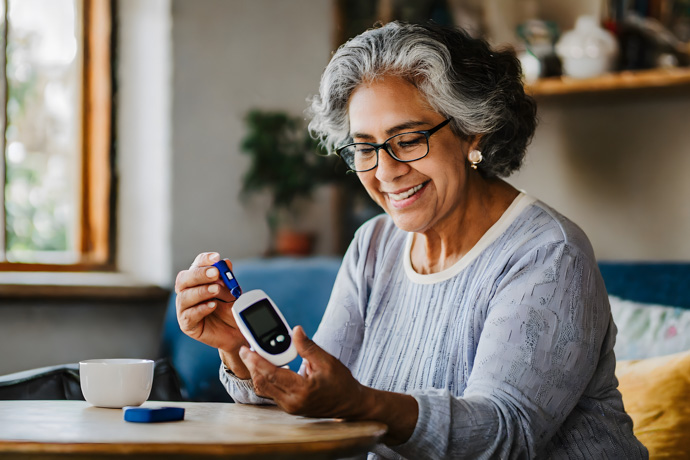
left=213, top=259, right=242, bottom=299
left=123, top=406, right=185, bottom=423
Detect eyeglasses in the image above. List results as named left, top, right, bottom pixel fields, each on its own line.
left=335, top=119, right=451, bottom=172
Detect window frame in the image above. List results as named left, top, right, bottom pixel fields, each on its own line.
left=0, top=0, right=115, bottom=272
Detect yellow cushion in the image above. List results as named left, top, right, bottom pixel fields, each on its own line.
left=616, top=349, right=690, bottom=459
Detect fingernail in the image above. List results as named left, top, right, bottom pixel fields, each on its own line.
left=239, top=346, right=249, bottom=358
left=208, top=284, right=220, bottom=294
left=209, top=253, right=220, bottom=262
left=208, top=301, right=216, bottom=309
left=206, top=267, right=218, bottom=279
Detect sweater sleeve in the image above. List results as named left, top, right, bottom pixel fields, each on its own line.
left=393, top=241, right=611, bottom=459
left=218, top=364, right=275, bottom=405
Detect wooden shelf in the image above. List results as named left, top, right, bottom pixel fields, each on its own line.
left=526, top=67, right=690, bottom=96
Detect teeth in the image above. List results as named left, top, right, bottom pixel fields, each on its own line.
left=389, top=183, right=424, bottom=201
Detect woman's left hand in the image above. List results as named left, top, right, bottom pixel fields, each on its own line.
left=238, top=326, right=370, bottom=420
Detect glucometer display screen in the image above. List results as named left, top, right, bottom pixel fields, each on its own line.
left=240, top=299, right=291, bottom=354
left=242, top=300, right=279, bottom=337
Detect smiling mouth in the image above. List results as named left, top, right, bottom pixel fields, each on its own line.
left=387, top=181, right=429, bottom=201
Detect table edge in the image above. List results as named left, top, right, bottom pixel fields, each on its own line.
left=0, top=424, right=387, bottom=457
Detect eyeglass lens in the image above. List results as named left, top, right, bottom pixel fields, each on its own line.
left=340, top=131, right=429, bottom=172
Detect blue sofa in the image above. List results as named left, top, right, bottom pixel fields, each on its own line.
left=598, top=262, right=690, bottom=309
left=160, top=259, right=690, bottom=402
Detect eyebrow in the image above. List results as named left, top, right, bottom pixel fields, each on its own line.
left=350, top=120, right=431, bottom=141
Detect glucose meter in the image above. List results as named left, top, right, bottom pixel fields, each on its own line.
left=231, top=289, right=298, bottom=367
left=212, top=259, right=242, bottom=299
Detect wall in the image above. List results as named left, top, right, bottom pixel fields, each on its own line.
left=170, top=0, right=336, bottom=276
left=0, top=299, right=166, bottom=375
left=510, top=89, right=690, bottom=261
left=117, top=0, right=173, bottom=287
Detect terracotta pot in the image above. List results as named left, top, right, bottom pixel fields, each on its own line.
left=274, top=229, right=315, bottom=256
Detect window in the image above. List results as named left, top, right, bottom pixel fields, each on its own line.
left=0, top=0, right=112, bottom=271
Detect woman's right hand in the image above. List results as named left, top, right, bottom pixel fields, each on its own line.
left=174, top=252, right=250, bottom=378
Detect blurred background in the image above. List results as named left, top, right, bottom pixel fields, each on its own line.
left=1, top=0, right=689, bottom=374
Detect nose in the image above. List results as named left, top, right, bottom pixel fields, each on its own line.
left=374, top=146, right=409, bottom=182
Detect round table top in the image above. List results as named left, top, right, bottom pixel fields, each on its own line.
left=0, top=400, right=387, bottom=459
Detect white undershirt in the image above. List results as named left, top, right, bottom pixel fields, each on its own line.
left=403, top=192, right=535, bottom=284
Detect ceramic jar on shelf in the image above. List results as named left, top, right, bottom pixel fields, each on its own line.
left=556, top=15, right=619, bottom=79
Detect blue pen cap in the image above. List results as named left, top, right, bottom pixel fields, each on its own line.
left=213, top=260, right=242, bottom=298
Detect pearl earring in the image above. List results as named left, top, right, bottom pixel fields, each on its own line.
left=468, top=150, right=483, bottom=170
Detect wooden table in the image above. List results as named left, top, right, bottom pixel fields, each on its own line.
left=0, top=400, right=387, bottom=459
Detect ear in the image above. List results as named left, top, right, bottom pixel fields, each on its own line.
left=468, top=134, right=482, bottom=152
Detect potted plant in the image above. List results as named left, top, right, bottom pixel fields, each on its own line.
left=239, top=110, right=346, bottom=256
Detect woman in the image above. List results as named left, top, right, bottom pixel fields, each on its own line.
left=175, top=22, right=647, bottom=459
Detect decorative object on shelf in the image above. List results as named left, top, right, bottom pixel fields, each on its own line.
left=239, top=110, right=344, bottom=256
left=617, top=12, right=690, bottom=70
left=516, top=19, right=562, bottom=78
left=518, top=50, right=541, bottom=84
left=556, top=15, right=619, bottom=79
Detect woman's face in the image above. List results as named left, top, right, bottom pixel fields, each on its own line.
left=348, top=75, right=475, bottom=234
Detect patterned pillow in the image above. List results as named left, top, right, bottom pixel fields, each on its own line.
left=609, top=295, right=690, bottom=361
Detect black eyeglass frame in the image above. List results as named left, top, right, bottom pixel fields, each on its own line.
left=335, top=118, right=452, bottom=172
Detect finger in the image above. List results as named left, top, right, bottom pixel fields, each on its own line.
left=177, top=301, right=218, bottom=333
left=175, top=265, right=219, bottom=292
left=176, top=282, right=226, bottom=314
left=293, top=326, right=327, bottom=364
left=175, top=259, right=237, bottom=303
left=190, top=252, right=221, bottom=269
left=240, top=347, right=303, bottom=397
left=175, top=266, right=209, bottom=294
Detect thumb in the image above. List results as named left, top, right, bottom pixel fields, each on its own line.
left=293, top=325, right=324, bottom=362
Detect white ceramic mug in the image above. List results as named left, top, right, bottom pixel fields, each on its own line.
left=79, top=359, right=154, bottom=408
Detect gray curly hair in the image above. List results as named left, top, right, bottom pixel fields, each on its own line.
left=308, top=21, right=537, bottom=177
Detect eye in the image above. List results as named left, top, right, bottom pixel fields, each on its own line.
left=355, top=145, right=376, bottom=156
left=394, top=133, right=425, bottom=149
left=399, top=139, right=422, bottom=147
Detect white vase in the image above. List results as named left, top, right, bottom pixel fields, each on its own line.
left=556, top=16, right=619, bottom=79
left=518, top=50, right=541, bottom=83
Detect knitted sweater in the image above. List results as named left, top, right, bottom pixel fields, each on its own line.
left=221, top=193, right=648, bottom=459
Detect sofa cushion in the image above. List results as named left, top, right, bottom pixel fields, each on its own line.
left=610, top=295, right=690, bottom=360
left=616, top=349, right=690, bottom=459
